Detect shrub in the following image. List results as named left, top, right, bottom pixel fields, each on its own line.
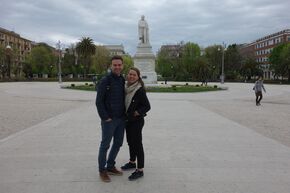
left=71, top=84, right=75, bottom=87
left=195, top=84, right=199, bottom=87
left=214, top=85, right=217, bottom=88
left=85, top=83, right=88, bottom=86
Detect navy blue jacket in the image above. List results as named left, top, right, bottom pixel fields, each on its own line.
left=96, top=73, right=125, bottom=121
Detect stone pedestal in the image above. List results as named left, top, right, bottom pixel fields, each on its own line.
left=134, top=43, right=157, bottom=84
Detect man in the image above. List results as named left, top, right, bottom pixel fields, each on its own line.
left=253, top=76, right=266, bottom=106
left=96, top=55, right=125, bottom=182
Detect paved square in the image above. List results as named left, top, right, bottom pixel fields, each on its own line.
left=0, top=82, right=290, bottom=193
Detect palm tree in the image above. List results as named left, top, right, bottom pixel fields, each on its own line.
left=76, top=37, right=96, bottom=77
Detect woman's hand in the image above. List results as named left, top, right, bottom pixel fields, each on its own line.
left=134, top=111, right=140, bottom=117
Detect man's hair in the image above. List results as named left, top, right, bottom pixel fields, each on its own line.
left=111, top=55, right=123, bottom=63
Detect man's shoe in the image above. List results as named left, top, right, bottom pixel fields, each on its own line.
left=121, top=162, right=136, bottom=170
left=99, top=171, right=111, bottom=182
left=128, top=170, right=144, bottom=181
left=107, top=167, right=123, bottom=176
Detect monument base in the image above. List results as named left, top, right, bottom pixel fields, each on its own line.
left=134, top=44, right=157, bottom=84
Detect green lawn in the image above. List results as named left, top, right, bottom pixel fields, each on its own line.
left=65, top=83, right=223, bottom=93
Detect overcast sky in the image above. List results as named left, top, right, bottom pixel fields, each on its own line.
left=1, top=0, right=290, bottom=54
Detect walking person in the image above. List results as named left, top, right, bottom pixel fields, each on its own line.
left=121, top=67, right=151, bottom=181
left=96, top=55, right=126, bottom=182
left=253, top=76, right=266, bottom=106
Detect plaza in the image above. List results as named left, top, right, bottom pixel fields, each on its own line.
left=0, top=82, right=290, bottom=193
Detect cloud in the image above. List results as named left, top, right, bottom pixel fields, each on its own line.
left=1, top=0, right=290, bottom=54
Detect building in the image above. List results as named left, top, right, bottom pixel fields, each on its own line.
left=159, top=44, right=184, bottom=58
left=240, top=29, right=290, bottom=79
left=103, top=44, right=125, bottom=56
left=0, top=27, right=33, bottom=77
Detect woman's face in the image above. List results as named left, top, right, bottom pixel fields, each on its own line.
left=127, top=69, right=139, bottom=84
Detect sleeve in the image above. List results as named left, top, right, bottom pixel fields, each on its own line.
left=262, top=84, right=266, bottom=92
left=136, top=88, right=151, bottom=116
left=95, top=77, right=110, bottom=120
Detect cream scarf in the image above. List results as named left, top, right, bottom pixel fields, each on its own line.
left=125, top=81, right=142, bottom=112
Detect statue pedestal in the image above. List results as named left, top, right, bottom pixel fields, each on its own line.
left=134, top=43, right=157, bottom=84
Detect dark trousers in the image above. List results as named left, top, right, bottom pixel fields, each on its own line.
left=125, top=119, right=145, bottom=169
left=255, top=91, right=263, bottom=104
left=98, top=118, right=125, bottom=172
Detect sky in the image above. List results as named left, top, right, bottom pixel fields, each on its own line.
left=1, top=0, right=290, bottom=55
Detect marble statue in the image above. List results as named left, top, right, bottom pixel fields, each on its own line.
left=138, top=15, right=149, bottom=44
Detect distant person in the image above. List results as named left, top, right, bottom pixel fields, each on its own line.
left=95, top=55, right=126, bottom=183
left=253, top=76, right=266, bottom=106
left=121, top=67, right=151, bottom=181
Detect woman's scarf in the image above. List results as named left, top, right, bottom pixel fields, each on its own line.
left=125, top=81, right=142, bottom=111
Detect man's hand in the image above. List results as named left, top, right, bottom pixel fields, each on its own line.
left=105, top=118, right=112, bottom=122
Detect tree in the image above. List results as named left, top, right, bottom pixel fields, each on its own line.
left=0, top=45, right=5, bottom=78
left=224, top=44, right=242, bottom=80
left=269, top=43, right=286, bottom=79
left=62, top=45, right=77, bottom=77
left=182, top=42, right=201, bottom=80
left=25, top=45, right=55, bottom=77
left=280, top=43, right=290, bottom=81
left=240, top=57, right=262, bottom=80
left=122, top=55, right=134, bottom=75
left=204, top=45, right=222, bottom=81
left=269, top=43, right=290, bottom=81
left=156, top=47, right=175, bottom=79
left=92, top=46, right=110, bottom=75
left=76, top=37, right=96, bottom=77
left=194, top=56, right=210, bottom=84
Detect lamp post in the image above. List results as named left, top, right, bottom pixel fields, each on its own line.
left=56, top=41, right=62, bottom=83
left=218, top=43, right=226, bottom=84
left=212, top=65, right=216, bottom=81
left=5, top=44, right=12, bottom=79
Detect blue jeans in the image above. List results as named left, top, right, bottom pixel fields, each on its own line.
left=98, top=118, right=125, bottom=172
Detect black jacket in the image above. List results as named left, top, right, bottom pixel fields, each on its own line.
left=126, top=87, right=151, bottom=122
left=96, top=73, right=125, bottom=120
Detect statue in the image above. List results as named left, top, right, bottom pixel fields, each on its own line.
left=138, top=15, right=149, bottom=44
left=134, top=15, right=157, bottom=84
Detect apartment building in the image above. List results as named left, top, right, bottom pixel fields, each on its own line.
left=240, top=29, right=290, bottom=79
left=0, top=27, right=33, bottom=77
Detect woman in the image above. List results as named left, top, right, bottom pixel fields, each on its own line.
left=253, top=76, right=266, bottom=106
left=121, top=67, right=151, bottom=181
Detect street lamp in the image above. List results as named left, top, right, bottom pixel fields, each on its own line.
left=212, top=65, right=216, bottom=81
left=218, top=43, right=226, bottom=84
left=5, top=44, right=12, bottom=79
left=56, top=41, right=62, bottom=83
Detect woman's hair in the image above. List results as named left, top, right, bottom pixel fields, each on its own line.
left=129, top=67, right=145, bottom=88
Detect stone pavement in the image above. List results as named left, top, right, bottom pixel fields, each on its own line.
left=0, top=82, right=290, bottom=193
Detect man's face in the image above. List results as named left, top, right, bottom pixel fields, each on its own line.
left=111, top=59, right=123, bottom=76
